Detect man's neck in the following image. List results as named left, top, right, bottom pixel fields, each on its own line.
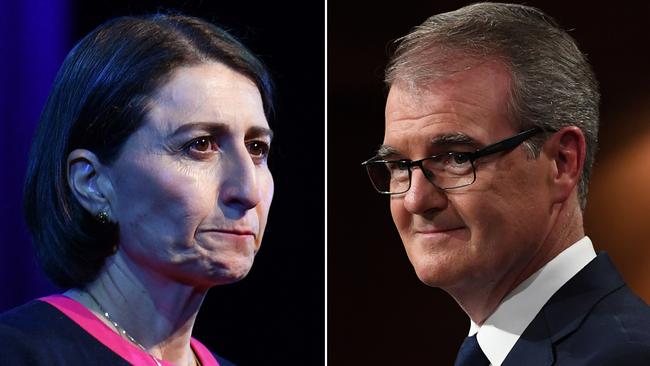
left=448, top=203, right=585, bottom=325
left=466, top=237, right=596, bottom=366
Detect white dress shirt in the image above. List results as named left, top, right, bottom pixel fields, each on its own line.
left=467, top=236, right=597, bottom=366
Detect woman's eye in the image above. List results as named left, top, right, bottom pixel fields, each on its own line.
left=184, top=136, right=218, bottom=155
left=247, top=140, right=270, bottom=159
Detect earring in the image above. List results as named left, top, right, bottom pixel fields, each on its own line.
left=96, top=211, right=109, bottom=224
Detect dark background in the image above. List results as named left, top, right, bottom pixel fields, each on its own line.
left=328, top=1, right=650, bottom=364
left=0, top=1, right=324, bottom=365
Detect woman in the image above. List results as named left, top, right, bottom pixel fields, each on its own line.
left=0, top=14, right=273, bottom=365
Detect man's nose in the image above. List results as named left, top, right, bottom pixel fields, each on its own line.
left=403, top=167, right=448, bottom=214
left=219, top=148, right=261, bottom=214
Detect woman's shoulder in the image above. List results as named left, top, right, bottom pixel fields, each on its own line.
left=0, top=299, right=67, bottom=362
left=0, top=298, right=130, bottom=365
left=0, top=299, right=60, bottom=334
left=214, top=354, right=237, bottom=366
left=191, top=336, right=238, bottom=366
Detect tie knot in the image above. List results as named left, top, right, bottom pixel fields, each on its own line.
left=454, top=334, right=490, bottom=366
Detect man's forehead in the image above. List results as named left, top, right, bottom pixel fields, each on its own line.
left=388, top=60, right=511, bottom=111
left=385, top=61, right=513, bottom=134
left=382, top=65, right=517, bottom=161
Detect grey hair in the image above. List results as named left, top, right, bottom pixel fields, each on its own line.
left=385, top=2, right=599, bottom=210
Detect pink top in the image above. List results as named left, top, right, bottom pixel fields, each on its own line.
left=40, top=294, right=220, bottom=366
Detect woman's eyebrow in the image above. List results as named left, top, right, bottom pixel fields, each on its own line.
left=169, top=121, right=229, bottom=137
left=168, top=122, right=274, bottom=141
left=247, top=126, right=274, bottom=141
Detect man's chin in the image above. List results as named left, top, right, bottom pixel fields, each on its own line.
left=410, top=255, right=471, bottom=289
left=414, top=268, right=453, bottom=288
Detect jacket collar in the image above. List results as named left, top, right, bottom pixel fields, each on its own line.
left=502, top=253, right=625, bottom=366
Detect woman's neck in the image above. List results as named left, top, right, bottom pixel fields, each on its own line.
left=65, top=251, right=207, bottom=366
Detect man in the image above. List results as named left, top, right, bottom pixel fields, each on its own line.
left=362, top=3, right=650, bottom=365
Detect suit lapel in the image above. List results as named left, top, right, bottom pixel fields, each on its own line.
left=501, top=310, right=554, bottom=366
left=542, top=253, right=624, bottom=343
left=502, top=253, right=624, bottom=366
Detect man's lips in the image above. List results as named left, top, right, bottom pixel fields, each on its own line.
left=414, top=226, right=466, bottom=235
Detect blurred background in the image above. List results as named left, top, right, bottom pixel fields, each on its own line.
left=328, top=1, right=650, bottom=364
left=0, top=1, right=324, bottom=365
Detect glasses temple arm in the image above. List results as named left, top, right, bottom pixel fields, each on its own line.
left=470, top=128, right=542, bottom=160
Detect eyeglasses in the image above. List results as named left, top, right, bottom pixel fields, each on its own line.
left=362, top=127, right=543, bottom=194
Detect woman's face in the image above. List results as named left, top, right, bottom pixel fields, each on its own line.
left=105, top=63, right=274, bottom=288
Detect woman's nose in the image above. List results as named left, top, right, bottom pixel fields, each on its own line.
left=219, top=148, right=261, bottom=213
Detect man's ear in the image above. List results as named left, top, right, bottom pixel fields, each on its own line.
left=67, top=149, right=115, bottom=219
left=544, top=126, right=586, bottom=204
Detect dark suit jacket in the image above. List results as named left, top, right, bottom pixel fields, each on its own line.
left=501, top=253, right=650, bottom=365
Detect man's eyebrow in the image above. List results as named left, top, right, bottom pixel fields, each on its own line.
left=375, top=145, right=402, bottom=159
left=375, top=133, right=479, bottom=160
left=430, top=133, right=478, bottom=147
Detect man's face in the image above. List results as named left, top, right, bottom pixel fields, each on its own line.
left=384, top=61, right=555, bottom=293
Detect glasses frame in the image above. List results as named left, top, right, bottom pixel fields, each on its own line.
left=362, top=127, right=543, bottom=194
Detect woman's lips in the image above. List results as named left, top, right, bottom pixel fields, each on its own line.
left=199, top=228, right=257, bottom=241
left=206, top=229, right=255, bottom=237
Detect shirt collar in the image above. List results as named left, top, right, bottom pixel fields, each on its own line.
left=468, top=236, right=596, bottom=366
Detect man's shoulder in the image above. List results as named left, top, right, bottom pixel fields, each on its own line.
left=595, top=284, right=650, bottom=338
left=506, top=254, right=650, bottom=365
left=553, top=264, right=650, bottom=364
left=561, top=253, right=650, bottom=336
left=568, top=283, right=650, bottom=341
left=580, top=340, right=650, bottom=366
left=559, top=291, right=650, bottom=365
left=553, top=253, right=650, bottom=342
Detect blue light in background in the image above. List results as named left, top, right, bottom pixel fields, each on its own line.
left=0, top=0, right=70, bottom=310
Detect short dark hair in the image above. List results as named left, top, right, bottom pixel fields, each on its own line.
left=23, top=14, right=274, bottom=288
left=386, top=2, right=599, bottom=210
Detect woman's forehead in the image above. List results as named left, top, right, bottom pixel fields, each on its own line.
left=143, top=63, right=269, bottom=135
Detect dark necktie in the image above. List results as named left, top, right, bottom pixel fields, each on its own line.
left=454, top=334, right=490, bottom=366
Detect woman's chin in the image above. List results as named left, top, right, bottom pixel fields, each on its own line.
left=201, top=256, right=256, bottom=287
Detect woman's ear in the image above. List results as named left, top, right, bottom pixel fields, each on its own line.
left=67, top=149, right=115, bottom=219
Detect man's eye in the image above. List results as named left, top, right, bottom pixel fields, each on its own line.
left=443, top=153, right=473, bottom=175
left=247, top=140, right=270, bottom=159
left=451, top=153, right=470, bottom=165
left=395, top=160, right=411, bottom=170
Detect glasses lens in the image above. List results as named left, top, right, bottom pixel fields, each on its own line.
left=366, top=161, right=410, bottom=194
left=421, top=153, right=475, bottom=189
